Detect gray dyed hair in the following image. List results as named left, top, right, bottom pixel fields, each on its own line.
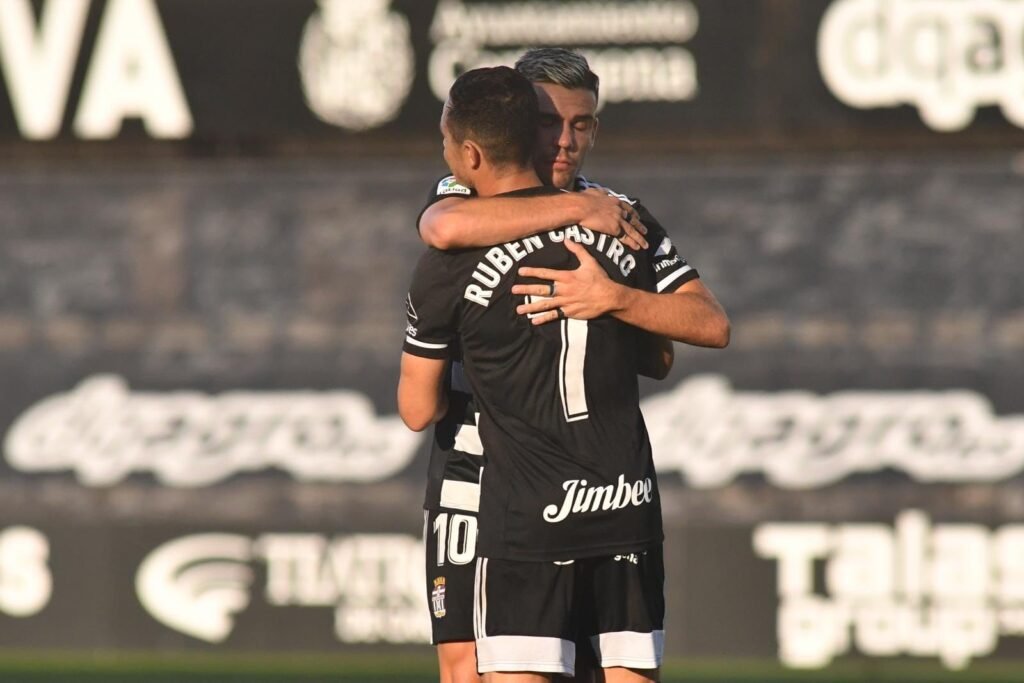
left=514, top=48, right=599, bottom=100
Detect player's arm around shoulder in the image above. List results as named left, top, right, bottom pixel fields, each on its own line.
left=417, top=176, right=646, bottom=250
left=417, top=175, right=474, bottom=250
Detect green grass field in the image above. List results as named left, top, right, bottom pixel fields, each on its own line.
left=0, top=652, right=1019, bottom=682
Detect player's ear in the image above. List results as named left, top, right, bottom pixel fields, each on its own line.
left=465, top=140, right=484, bottom=171
left=588, top=117, right=599, bottom=150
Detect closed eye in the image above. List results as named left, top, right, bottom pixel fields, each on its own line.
left=573, top=118, right=596, bottom=132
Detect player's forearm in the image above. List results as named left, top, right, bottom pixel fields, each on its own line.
left=397, top=356, right=449, bottom=431
left=398, top=384, right=448, bottom=432
left=607, top=284, right=731, bottom=348
left=420, top=194, right=584, bottom=249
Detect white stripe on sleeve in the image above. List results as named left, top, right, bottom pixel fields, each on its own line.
left=656, top=265, right=694, bottom=293
left=405, top=336, right=448, bottom=349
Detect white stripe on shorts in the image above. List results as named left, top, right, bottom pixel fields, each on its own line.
left=590, top=629, right=665, bottom=669
left=476, top=635, right=575, bottom=676
left=480, top=558, right=488, bottom=637
left=473, top=557, right=486, bottom=639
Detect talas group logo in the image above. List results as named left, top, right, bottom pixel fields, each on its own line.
left=136, top=532, right=430, bottom=644
left=818, top=0, right=1024, bottom=131
left=299, top=0, right=415, bottom=131
left=755, top=511, right=1024, bottom=670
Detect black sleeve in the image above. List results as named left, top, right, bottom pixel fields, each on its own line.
left=631, top=200, right=699, bottom=294
left=416, top=175, right=475, bottom=232
left=402, top=250, right=460, bottom=360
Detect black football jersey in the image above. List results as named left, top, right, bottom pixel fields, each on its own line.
left=415, top=175, right=699, bottom=520
left=405, top=184, right=696, bottom=561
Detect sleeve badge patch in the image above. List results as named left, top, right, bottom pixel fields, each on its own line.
left=437, top=176, right=471, bottom=196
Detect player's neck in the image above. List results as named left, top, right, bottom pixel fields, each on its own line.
left=474, top=166, right=543, bottom=198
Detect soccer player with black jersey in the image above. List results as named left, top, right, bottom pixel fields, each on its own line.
left=413, top=49, right=728, bottom=683
left=400, top=67, right=727, bottom=682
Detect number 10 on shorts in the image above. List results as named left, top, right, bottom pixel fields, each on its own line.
left=433, top=512, right=478, bottom=566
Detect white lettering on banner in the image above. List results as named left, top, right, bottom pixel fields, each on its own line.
left=431, top=0, right=697, bottom=45
left=754, top=511, right=1024, bottom=670
left=73, top=0, right=192, bottom=138
left=257, top=533, right=429, bottom=643
left=642, top=374, right=1024, bottom=489
left=0, top=0, right=89, bottom=139
left=136, top=534, right=254, bottom=643
left=428, top=0, right=698, bottom=106
left=3, top=375, right=422, bottom=487
left=0, top=0, right=192, bottom=140
left=819, top=0, right=1024, bottom=132
left=0, top=527, right=52, bottom=618
left=299, top=0, right=415, bottom=131
left=136, top=533, right=429, bottom=644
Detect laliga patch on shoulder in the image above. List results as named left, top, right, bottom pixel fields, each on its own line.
left=438, top=176, right=471, bottom=196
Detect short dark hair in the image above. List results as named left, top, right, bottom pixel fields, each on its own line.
left=446, top=66, right=538, bottom=168
left=515, top=48, right=600, bottom=101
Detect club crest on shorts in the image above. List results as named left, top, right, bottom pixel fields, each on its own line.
left=431, top=577, right=447, bottom=618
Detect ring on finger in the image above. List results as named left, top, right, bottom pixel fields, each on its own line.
left=548, top=282, right=556, bottom=297
left=556, top=308, right=566, bottom=320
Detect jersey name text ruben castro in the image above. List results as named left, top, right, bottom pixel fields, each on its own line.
left=542, top=474, right=654, bottom=524
left=464, top=226, right=636, bottom=307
